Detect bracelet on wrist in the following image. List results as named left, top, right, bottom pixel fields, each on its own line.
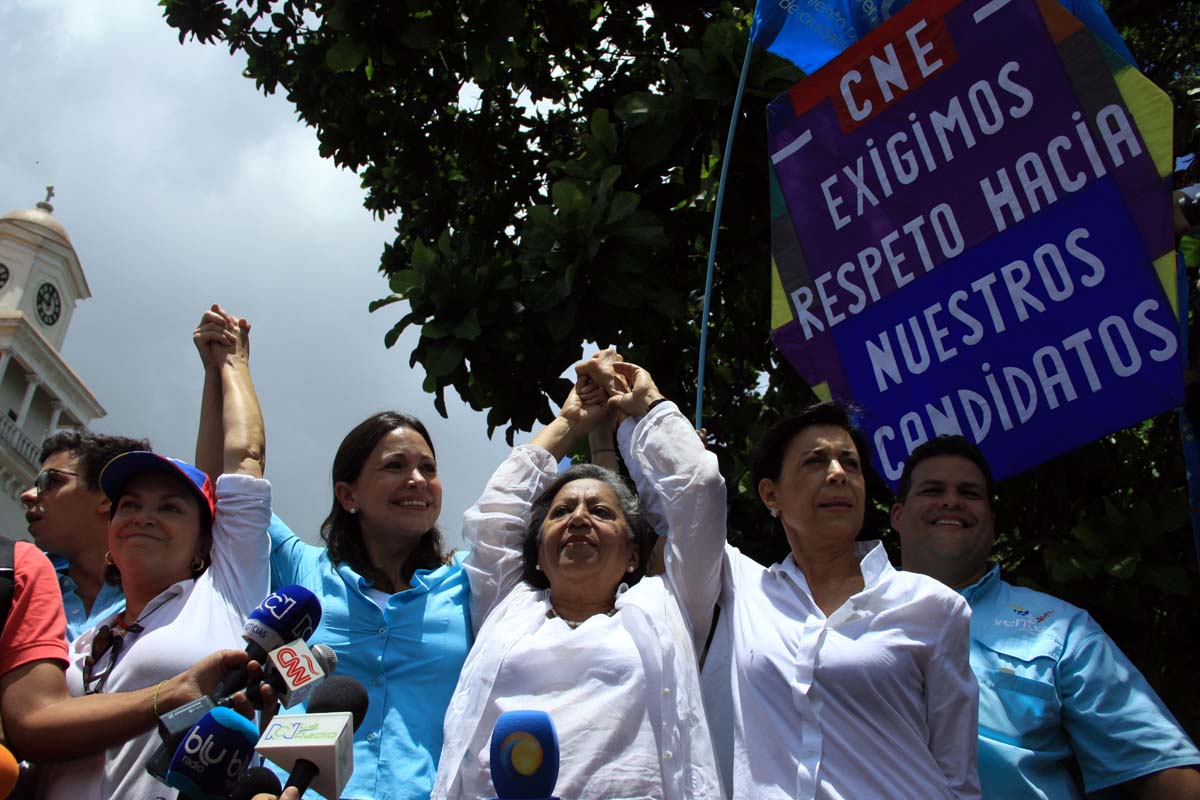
left=647, top=398, right=669, bottom=413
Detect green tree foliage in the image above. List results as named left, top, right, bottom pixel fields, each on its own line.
left=161, top=0, right=1199, bottom=735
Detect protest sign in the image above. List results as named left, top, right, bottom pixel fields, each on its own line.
left=766, top=0, right=1179, bottom=484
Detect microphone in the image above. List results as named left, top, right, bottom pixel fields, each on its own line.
left=489, top=711, right=560, bottom=800
left=0, top=744, right=19, bottom=798
left=149, top=585, right=323, bottom=784
left=247, top=642, right=338, bottom=709
left=164, top=707, right=257, bottom=800
left=230, top=766, right=283, bottom=800
left=255, top=676, right=370, bottom=799
left=209, top=584, right=324, bottom=700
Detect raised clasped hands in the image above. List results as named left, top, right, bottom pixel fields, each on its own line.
left=193, top=303, right=250, bottom=369
left=576, top=349, right=665, bottom=420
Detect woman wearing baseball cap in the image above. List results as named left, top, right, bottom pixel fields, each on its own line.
left=33, top=311, right=271, bottom=800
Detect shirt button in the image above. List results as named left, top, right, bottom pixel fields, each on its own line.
left=377, top=627, right=386, bottom=634
left=662, top=688, right=670, bottom=696
left=71, top=608, right=80, bottom=615
left=373, top=677, right=382, bottom=686
left=367, top=732, right=377, bottom=742
left=663, top=751, right=672, bottom=760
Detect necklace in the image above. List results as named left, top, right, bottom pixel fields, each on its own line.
left=546, top=606, right=617, bottom=629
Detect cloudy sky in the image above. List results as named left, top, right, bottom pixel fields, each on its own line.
left=0, top=0, right=542, bottom=547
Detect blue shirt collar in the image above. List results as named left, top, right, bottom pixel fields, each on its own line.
left=957, top=562, right=1001, bottom=603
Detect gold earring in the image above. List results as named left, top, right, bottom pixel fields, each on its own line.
left=104, top=551, right=115, bottom=565
left=189, top=554, right=207, bottom=572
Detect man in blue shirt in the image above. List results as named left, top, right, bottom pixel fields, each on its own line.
left=19, top=431, right=147, bottom=640
left=892, top=435, right=1200, bottom=799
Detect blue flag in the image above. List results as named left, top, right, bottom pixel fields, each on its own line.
left=751, top=0, right=1135, bottom=75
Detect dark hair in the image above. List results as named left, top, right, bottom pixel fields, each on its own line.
left=522, top=464, right=653, bottom=591
left=896, top=435, right=995, bottom=503
left=321, top=412, right=449, bottom=590
left=749, top=402, right=875, bottom=550
left=40, top=431, right=151, bottom=489
left=751, top=401, right=872, bottom=488
left=104, top=469, right=213, bottom=587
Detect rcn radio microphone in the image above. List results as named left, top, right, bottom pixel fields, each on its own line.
left=489, top=710, right=560, bottom=800
left=165, top=706, right=258, bottom=800
left=256, top=675, right=369, bottom=799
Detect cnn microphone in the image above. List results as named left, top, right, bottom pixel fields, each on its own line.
left=209, top=584, right=324, bottom=700
left=256, top=675, right=369, bottom=799
left=164, top=706, right=257, bottom=800
left=149, top=585, right=324, bottom=783
left=489, top=710, right=560, bottom=800
left=247, top=642, right=338, bottom=709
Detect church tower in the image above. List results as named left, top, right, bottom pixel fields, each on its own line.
left=0, top=189, right=105, bottom=539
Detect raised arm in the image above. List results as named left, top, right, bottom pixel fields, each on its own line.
left=595, top=360, right=726, bottom=652
left=194, top=305, right=265, bottom=478
left=194, top=304, right=233, bottom=481
left=463, top=383, right=610, bottom=630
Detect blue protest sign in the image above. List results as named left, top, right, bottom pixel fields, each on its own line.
left=766, top=0, right=1179, bottom=485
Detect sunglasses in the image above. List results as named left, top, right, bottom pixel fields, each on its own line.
left=33, top=468, right=80, bottom=497
left=82, top=621, right=143, bottom=695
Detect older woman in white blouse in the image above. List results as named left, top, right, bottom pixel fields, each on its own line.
left=433, top=358, right=724, bottom=800
left=682, top=403, right=981, bottom=800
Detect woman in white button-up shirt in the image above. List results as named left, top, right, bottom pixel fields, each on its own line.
left=688, top=403, right=981, bottom=800
left=433, top=358, right=724, bottom=800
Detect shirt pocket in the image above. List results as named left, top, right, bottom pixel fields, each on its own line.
left=976, top=636, right=1062, bottom=742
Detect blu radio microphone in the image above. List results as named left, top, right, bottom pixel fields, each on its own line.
left=164, top=706, right=258, bottom=800
left=256, top=675, right=370, bottom=799
left=489, top=710, right=560, bottom=800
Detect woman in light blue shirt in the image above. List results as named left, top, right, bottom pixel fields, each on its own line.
left=194, top=306, right=470, bottom=800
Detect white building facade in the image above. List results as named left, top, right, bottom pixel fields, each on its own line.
left=0, top=194, right=105, bottom=540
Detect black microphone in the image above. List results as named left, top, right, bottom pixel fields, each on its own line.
left=230, top=766, right=283, bottom=800
left=255, top=676, right=370, bottom=798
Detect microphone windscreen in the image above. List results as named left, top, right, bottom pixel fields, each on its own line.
left=490, top=710, right=559, bottom=800
left=166, top=706, right=258, bottom=800
left=230, top=766, right=283, bottom=800
left=244, top=584, right=323, bottom=653
left=306, top=675, right=370, bottom=730
left=0, top=744, right=19, bottom=798
left=311, top=643, right=338, bottom=674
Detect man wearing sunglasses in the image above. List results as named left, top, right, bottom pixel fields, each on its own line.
left=20, top=431, right=148, bottom=641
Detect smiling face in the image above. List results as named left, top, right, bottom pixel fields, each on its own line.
left=109, top=471, right=207, bottom=592
left=892, top=454, right=995, bottom=587
left=758, top=424, right=866, bottom=552
left=537, top=478, right=637, bottom=593
left=336, top=426, right=443, bottom=543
